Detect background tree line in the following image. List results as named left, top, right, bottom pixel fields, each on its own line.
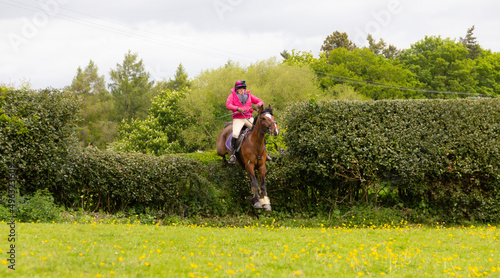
left=66, top=26, right=499, bottom=154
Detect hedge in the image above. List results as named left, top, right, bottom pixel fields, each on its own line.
left=2, top=87, right=499, bottom=223
left=0, top=87, right=78, bottom=194
left=56, top=148, right=232, bottom=216
left=0, top=87, right=252, bottom=217
left=279, top=99, right=500, bottom=222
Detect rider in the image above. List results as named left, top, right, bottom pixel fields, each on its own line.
left=226, top=80, right=267, bottom=164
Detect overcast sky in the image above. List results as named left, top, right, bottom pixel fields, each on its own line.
left=1, top=0, right=499, bottom=89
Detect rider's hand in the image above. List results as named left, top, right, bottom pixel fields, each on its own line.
left=237, top=108, right=244, bottom=113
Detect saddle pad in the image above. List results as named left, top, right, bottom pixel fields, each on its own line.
left=225, top=134, right=233, bottom=151
left=225, top=129, right=250, bottom=152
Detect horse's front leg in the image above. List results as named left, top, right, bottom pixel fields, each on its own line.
left=258, top=164, right=271, bottom=211
left=245, top=164, right=262, bottom=209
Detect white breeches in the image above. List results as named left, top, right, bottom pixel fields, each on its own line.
left=232, top=117, right=254, bottom=138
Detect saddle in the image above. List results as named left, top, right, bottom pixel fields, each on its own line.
left=225, top=127, right=251, bottom=153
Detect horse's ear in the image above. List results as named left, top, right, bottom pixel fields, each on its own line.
left=258, top=105, right=264, bottom=113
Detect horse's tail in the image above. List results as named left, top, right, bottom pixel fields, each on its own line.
left=224, top=122, right=233, bottom=128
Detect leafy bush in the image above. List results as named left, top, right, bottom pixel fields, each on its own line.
left=280, top=99, right=500, bottom=223
left=0, top=205, right=9, bottom=221
left=2, top=86, right=498, bottom=224
left=177, top=150, right=221, bottom=165
left=55, top=148, right=234, bottom=217
left=0, top=87, right=78, bottom=195
left=0, top=189, right=61, bottom=222
left=17, top=189, right=62, bottom=222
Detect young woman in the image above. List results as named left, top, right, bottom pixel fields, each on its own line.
left=225, top=80, right=264, bottom=164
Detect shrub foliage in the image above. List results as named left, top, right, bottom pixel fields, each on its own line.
left=279, top=99, right=500, bottom=222
left=0, top=88, right=78, bottom=193
left=57, top=148, right=228, bottom=216
left=2, top=87, right=499, bottom=223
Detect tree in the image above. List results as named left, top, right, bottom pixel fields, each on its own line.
left=399, top=36, right=478, bottom=97
left=367, top=34, right=386, bottom=56
left=71, top=60, right=107, bottom=96
left=473, top=50, right=500, bottom=97
left=367, top=34, right=400, bottom=59
left=382, top=45, right=401, bottom=59
left=280, top=50, right=291, bottom=60
left=110, top=89, right=188, bottom=155
left=154, top=63, right=191, bottom=92
left=109, top=50, right=154, bottom=121
left=179, top=58, right=323, bottom=151
left=460, top=25, right=482, bottom=59
left=320, top=31, right=356, bottom=54
left=70, top=60, right=115, bottom=148
left=285, top=48, right=422, bottom=99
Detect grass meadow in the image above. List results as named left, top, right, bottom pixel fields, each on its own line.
left=0, top=219, right=499, bottom=277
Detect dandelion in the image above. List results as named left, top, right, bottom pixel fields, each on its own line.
left=227, top=270, right=235, bottom=274
left=145, top=262, right=150, bottom=266
left=118, top=257, right=123, bottom=262
left=295, top=270, right=302, bottom=275
left=2, top=260, right=8, bottom=265
left=190, top=263, right=197, bottom=268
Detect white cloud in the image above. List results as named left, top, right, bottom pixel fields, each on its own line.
left=1, top=0, right=500, bottom=89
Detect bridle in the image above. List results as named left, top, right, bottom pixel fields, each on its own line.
left=241, top=111, right=277, bottom=162
left=239, top=111, right=277, bottom=135
left=254, top=112, right=277, bottom=135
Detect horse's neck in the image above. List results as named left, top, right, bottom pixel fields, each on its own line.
left=249, top=123, right=265, bottom=145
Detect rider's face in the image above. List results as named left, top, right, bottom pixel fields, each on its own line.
left=236, top=88, right=245, bottom=94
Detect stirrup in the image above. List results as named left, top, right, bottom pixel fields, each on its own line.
left=228, top=154, right=236, bottom=164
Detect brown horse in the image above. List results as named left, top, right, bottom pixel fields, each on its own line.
left=216, top=105, right=279, bottom=211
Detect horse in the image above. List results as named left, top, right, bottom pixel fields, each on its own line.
left=216, top=105, right=279, bottom=211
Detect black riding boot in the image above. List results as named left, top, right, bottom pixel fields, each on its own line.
left=228, top=137, right=238, bottom=164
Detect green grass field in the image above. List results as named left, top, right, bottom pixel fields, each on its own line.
left=0, top=220, right=498, bottom=277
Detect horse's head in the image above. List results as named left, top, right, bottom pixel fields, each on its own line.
left=256, top=105, right=279, bottom=136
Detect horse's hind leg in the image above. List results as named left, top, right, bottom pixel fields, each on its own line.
left=258, top=165, right=271, bottom=211
left=245, top=165, right=262, bottom=209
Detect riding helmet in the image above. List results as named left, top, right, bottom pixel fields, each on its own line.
left=235, top=80, right=246, bottom=89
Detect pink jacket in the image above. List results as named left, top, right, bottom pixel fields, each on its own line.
left=226, top=88, right=264, bottom=119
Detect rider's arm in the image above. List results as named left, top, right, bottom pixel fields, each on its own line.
left=226, top=93, right=239, bottom=112
left=249, top=93, right=264, bottom=107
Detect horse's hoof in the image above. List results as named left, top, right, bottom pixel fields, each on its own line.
left=263, top=204, right=272, bottom=211
left=254, top=202, right=262, bottom=209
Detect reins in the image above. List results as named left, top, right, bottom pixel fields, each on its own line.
left=240, top=110, right=274, bottom=162
left=255, top=120, right=277, bottom=135
left=239, top=111, right=276, bottom=135
left=245, top=135, right=266, bottom=161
